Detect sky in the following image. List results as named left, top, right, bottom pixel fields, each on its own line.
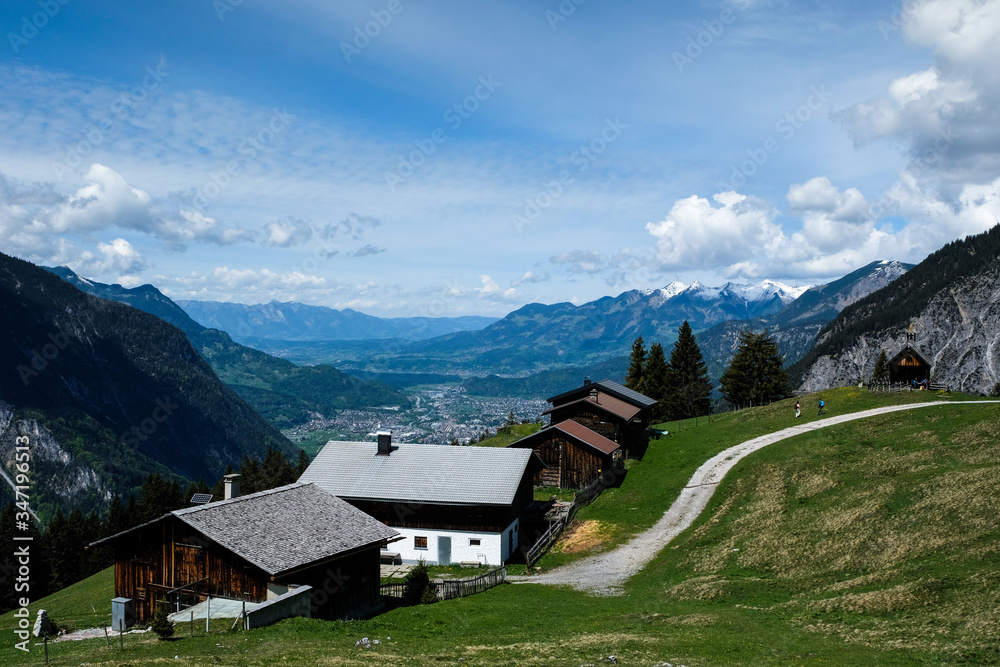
left=1, top=0, right=999, bottom=317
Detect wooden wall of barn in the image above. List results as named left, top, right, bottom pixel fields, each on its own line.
left=112, top=518, right=269, bottom=624
left=523, top=435, right=608, bottom=489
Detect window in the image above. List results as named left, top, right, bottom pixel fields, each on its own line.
left=469, top=538, right=481, bottom=547
left=414, top=536, right=428, bottom=549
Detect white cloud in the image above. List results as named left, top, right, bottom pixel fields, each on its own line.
left=263, top=217, right=314, bottom=247
left=646, top=192, right=781, bottom=271
left=837, top=0, right=1000, bottom=197
left=212, top=266, right=326, bottom=290
left=787, top=177, right=872, bottom=253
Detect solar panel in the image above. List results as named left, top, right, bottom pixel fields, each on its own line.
left=190, top=493, right=213, bottom=505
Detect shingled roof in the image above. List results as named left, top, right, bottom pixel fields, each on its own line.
left=93, top=483, right=398, bottom=576
left=546, top=379, right=657, bottom=409
left=541, top=391, right=641, bottom=421
left=299, top=441, right=539, bottom=506
left=509, top=419, right=621, bottom=456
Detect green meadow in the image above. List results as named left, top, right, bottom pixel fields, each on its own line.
left=3, top=388, right=998, bottom=666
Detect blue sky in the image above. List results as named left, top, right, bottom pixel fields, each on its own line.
left=2, top=0, right=998, bottom=316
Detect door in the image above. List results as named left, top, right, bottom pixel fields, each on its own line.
left=437, top=536, right=452, bottom=566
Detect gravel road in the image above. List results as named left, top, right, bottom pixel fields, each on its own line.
left=511, top=400, right=996, bottom=595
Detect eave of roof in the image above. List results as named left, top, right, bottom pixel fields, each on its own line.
left=509, top=419, right=620, bottom=456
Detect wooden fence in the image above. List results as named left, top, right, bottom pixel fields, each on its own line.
left=380, top=567, right=506, bottom=607
left=524, top=467, right=622, bottom=566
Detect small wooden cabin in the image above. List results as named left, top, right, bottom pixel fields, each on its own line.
left=299, top=434, right=543, bottom=566
left=91, top=483, right=398, bottom=625
left=889, top=345, right=932, bottom=385
left=507, top=419, right=621, bottom=489
left=544, top=379, right=656, bottom=459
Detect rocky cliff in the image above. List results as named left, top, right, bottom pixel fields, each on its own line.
left=799, top=233, right=1000, bottom=395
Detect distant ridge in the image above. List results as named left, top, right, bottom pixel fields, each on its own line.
left=177, top=299, right=498, bottom=342
left=46, top=268, right=411, bottom=427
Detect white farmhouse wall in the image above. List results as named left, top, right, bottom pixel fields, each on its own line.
left=386, top=519, right=519, bottom=566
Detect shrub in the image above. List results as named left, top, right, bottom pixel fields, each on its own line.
left=151, top=602, right=174, bottom=639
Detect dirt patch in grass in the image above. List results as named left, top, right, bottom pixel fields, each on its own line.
left=791, top=469, right=837, bottom=499
left=807, top=582, right=924, bottom=614
left=555, top=520, right=609, bottom=554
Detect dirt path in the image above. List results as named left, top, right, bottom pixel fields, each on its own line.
left=511, top=400, right=997, bottom=596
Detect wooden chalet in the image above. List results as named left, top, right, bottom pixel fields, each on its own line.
left=889, top=345, right=932, bottom=385
left=544, top=379, right=657, bottom=459
left=299, top=433, right=543, bottom=566
left=90, top=482, right=398, bottom=625
left=507, top=419, right=622, bottom=489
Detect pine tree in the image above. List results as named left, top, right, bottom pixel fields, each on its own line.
left=871, top=349, right=890, bottom=385
left=667, top=321, right=714, bottom=419
left=640, top=342, right=671, bottom=422
left=719, top=329, right=789, bottom=407
left=625, top=336, right=647, bottom=391
left=294, top=449, right=310, bottom=478
left=151, top=601, right=174, bottom=639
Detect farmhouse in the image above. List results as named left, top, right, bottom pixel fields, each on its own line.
left=91, top=481, right=399, bottom=625
left=507, top=419, right=621, bottom=489
left=299, top=432, right=543, bottom=566
left=544, top=379, right=656, bottom=459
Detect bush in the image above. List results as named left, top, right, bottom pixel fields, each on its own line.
left=151, top=602, right=174, bottom=639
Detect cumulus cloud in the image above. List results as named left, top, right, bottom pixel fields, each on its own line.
left=511, top=270, right=549, bottom=287
left=211, top=266, right=326, bottom=290
left=837, top=0, right=1000, bottom=195
left=263, top=217, right=313, bottom=247
left=646, top=192, right=781, bottom=271
left=787, top=177, right=872, bottom=253
left=0, top=165, right=252, bottom=261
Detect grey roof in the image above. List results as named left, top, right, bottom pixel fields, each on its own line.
left=299, top=441, right=536, bottom=506
left=596, top=380, right=658, bottom=408
left=171, top=482, right=398, bottom=576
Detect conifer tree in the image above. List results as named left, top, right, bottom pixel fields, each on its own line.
left=871, top=349, right=890, bottom=385
left=667, top=321, right=714, bottom=418
left=625, top=336, right=647, bottom=391
left=719, top=329, right=789, bottom=407
left=640, top=342, right=671, bottom=421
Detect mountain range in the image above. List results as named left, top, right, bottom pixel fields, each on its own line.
left=178, top=299, right=498, bottom=341
left=46, top=267, right=411, bottom=428
left=797, top=225, right=1000, bottom=395
left=0, top=253, right=297, bottom=518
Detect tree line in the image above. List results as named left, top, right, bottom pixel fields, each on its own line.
left=0, top=447, right=309, bottom=614
left=626, top=321, right=790, bottom=420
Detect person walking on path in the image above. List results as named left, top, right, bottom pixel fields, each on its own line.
left=818, top=398, right=826, bottom=416
left=795, top=401, right=801, bottom=418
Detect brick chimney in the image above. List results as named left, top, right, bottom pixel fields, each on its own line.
left=223, top=474, right=240, bottom=500
left=377, top=430, right=392, bottom=456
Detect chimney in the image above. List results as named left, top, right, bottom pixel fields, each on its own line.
left=223, top=474, right=240, bottom=500
left=377, top=430, right=392, bottom=456
left=583, top=377, right=591, bottom=386
left=590, top=387, right=599, bottom=403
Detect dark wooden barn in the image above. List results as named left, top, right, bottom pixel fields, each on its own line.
left=90, top=482, right=398, bottom=624
left=507, top=419, right=621, bottom=489
left=889, top=345, right=932, bottom=385
left=544, top=379, right=656, bottom=459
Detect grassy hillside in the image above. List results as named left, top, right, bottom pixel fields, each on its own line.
left=4, top=388, right=997, bottom=665
left=473, top=422, right=543, bottom=447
